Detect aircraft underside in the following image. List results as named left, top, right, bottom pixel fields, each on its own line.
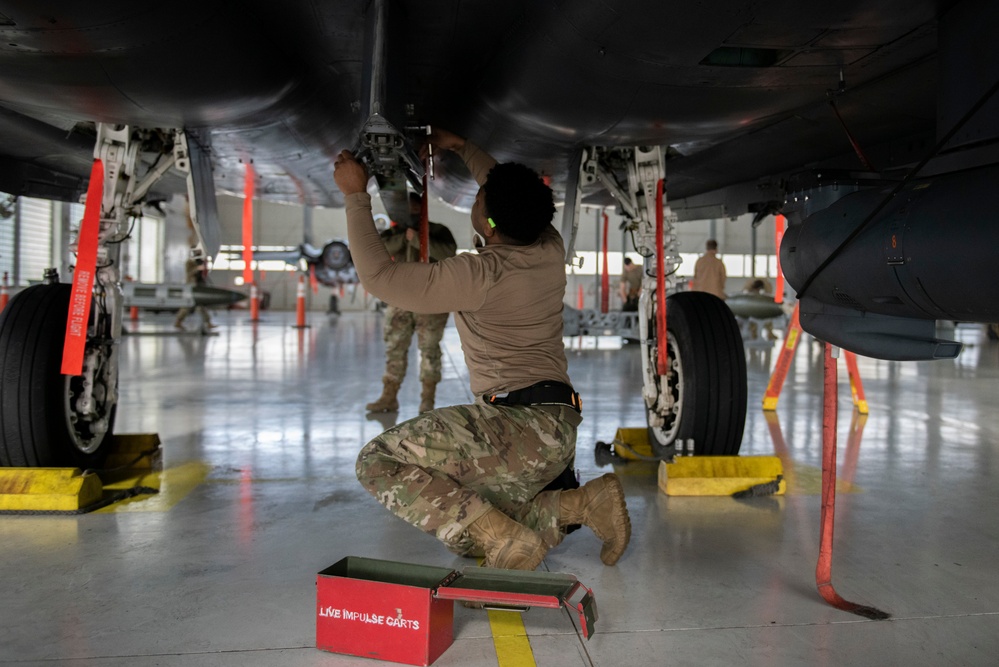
left=1, top=0, right=998, bottom=466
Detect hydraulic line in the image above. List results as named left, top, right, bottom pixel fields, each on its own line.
left=830, top=99, right=876, bottom=171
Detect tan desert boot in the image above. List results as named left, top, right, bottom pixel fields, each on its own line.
left=467, top=507, right=548, bottom=571
left=365, top=379, right=401, bottom=412
left=559, top=473, right=631, bottom=565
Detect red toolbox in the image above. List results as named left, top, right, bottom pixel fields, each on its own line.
left=316, top=556, right=597, bottom=666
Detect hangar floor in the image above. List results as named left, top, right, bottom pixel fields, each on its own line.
left=2, top=311, right=998, bottom=666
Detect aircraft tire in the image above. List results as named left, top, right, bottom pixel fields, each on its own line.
left=646, top=291, right=747, bottom=457
left=0, top=283, right=115, bottom=468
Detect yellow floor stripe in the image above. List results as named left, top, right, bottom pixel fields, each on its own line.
left=95, top=461, right=211, bottom=513
left=488, top=609, right=536, bottom=667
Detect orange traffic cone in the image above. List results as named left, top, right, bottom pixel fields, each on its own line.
left=0, top=272, right=9, bottom=312
left=293, top=275, right=309, bottom=328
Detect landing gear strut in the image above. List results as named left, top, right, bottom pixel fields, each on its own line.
left=0, top=124, right=215, bottom=467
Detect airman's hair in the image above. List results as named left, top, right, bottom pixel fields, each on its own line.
left=483, top=163, right=555, bottom=245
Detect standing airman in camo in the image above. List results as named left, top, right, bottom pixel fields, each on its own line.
left=334, top=129, right=631, bottom=571
left=366, top=192, right=457, bottom=414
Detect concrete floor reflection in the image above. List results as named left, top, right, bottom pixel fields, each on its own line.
left=1, top=311, right=997, bottom=665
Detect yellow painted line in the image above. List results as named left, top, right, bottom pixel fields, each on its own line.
left=488, top=609, right=536, bottom=667
left=95, top=461, right=211, bottom=513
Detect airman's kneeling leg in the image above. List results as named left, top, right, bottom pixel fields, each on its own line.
left=467, top=507, right=548, bottom=570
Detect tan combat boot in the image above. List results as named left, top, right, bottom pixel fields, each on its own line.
left=419, top=381, right=437, bottom=413
left=467, top=507, right=548, bottom=571
left=559, top=473, right=631, bottom=565
left=365, top=379, right=400, bottom=412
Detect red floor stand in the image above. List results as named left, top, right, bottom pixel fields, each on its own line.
left=764, top=303, right=869, bottom=414
left=843, top=350, right=869, bottom=414
left=816, top=343, right=889, bottom=620
left=762, top=303, right=803, bottom=410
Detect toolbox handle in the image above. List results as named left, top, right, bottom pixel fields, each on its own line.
left=431, top=567, right=599, bottom=640
left=481, top=604, right=529, bottom=613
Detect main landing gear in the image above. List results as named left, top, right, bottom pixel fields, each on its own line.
left=564, top=145, right=747, bottom=459
left=0, top=124, right=216, bottom=467
left=643, top=291, right=747, bottom=457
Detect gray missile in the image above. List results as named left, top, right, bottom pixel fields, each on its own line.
left=725, top=293, right=785, bottom=320
left=123, top=283, right=247, bottom=310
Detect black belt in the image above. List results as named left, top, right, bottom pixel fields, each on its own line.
left=485, top=381, right=581, bottom=413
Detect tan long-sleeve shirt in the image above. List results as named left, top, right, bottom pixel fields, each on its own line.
left=345, top=142, right=570, bottom=397
left=692, top=251, right=727, bottom=300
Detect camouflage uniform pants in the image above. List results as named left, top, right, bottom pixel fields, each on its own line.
left=174, top=305, right=212, bottom=327
left=382, top=305, right=449, bottom=385
left=355, top=402, right=579, bottom=555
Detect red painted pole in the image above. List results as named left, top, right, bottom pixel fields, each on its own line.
left=600, top=212, right=609, bottom=313
left=654, top=179, right=668, bottom=375
left=775, top=214, right=786, bottom=304
left=309, top=263, right=319, bottom=295
left=242, top=164, right=255, bottom=286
